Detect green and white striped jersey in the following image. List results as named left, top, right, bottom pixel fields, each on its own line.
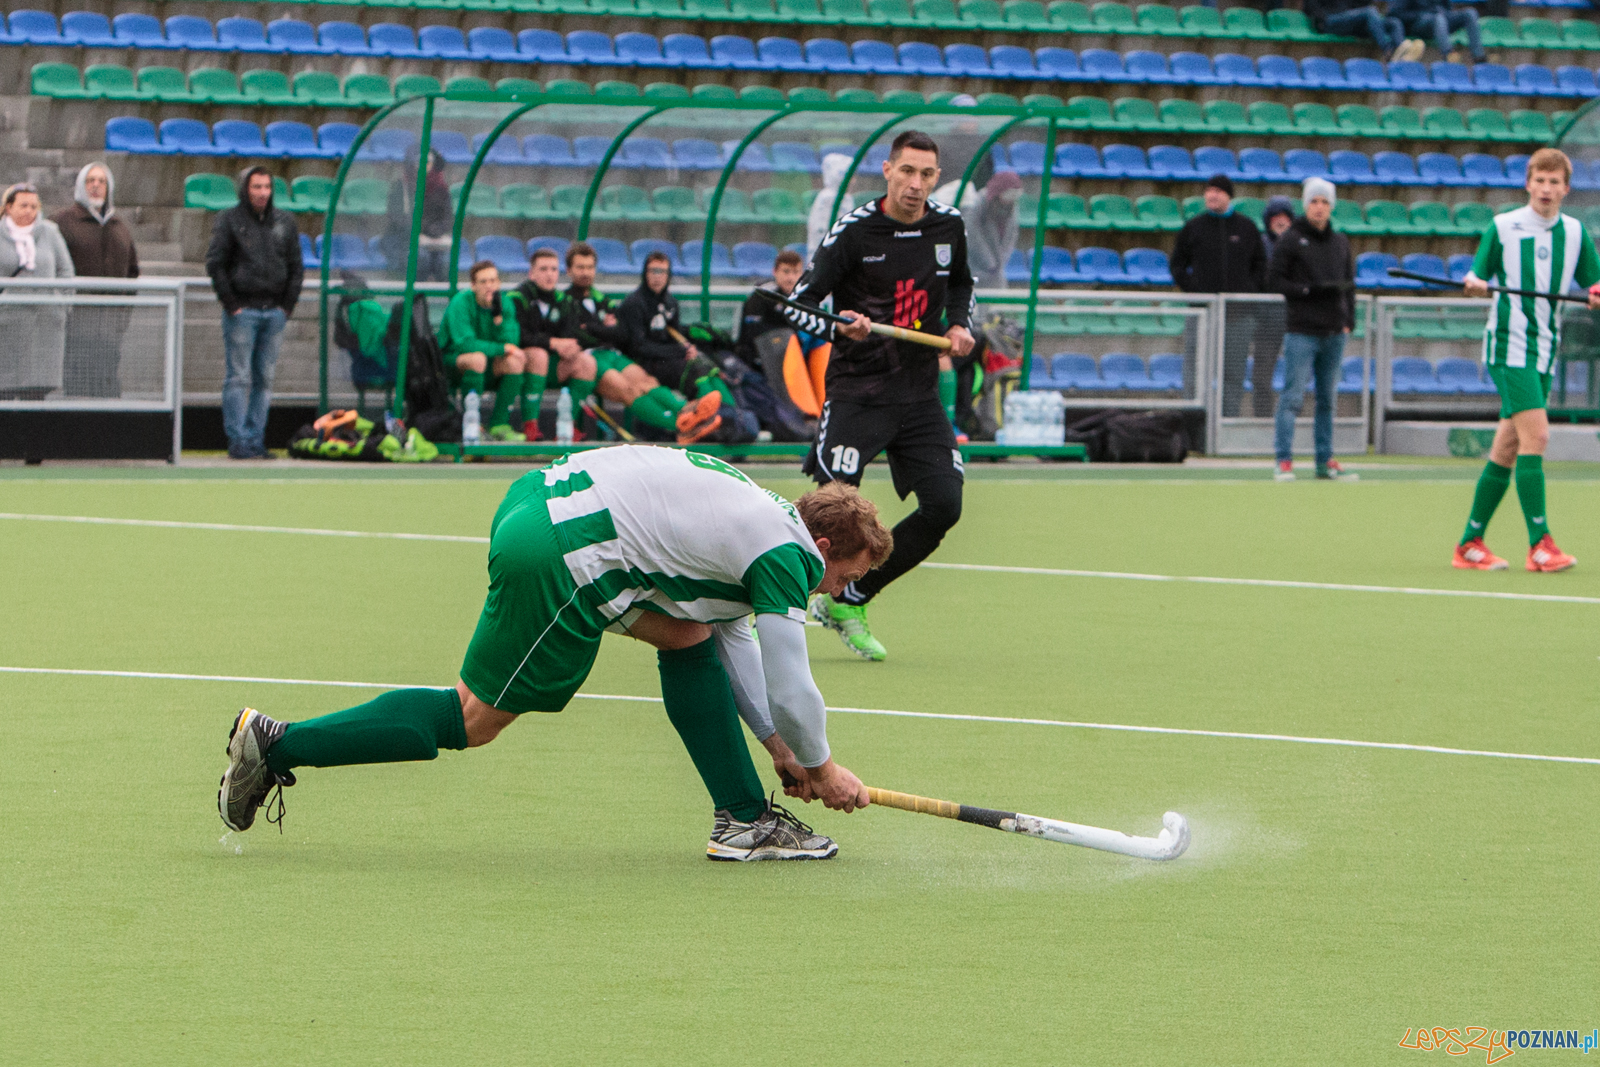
left=539, top=446, right=825, bottom=624
left=1471, top=206, right=1600, bottom=372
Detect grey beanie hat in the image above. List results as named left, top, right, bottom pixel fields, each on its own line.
left=1302, top=176, right=1336, bottom=206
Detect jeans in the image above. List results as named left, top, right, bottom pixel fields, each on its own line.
left=1405, top=8, right=1484, bottom=60
left=1274, top=331, right=1344, bottom=466
left=222, top=306, right=286, bottom=453
left=1321, top=7, right=1406, bottom=53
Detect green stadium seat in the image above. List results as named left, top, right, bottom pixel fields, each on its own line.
left=446, top=76, right=494, bottom=94
left=1047, top=0, right=1093, bottom=29
left=1337, top=104, right=1382, bottom=137
left=596, top=184, right=655, bottom=221
left=1005, top=0, right=1051, bottom=28
left=292, top=71, right=344, bottom=107
left=685, top=0, right=734, bottom=17
left=834, top=87, right=880, bottom=104
left=1050, top=193, right=1090, bottom=227
left=1091, top=2, right=1137, bottom=32
left=396, top=75, right=443, bottom=98
left=1409, top=201, right=1453, bottom=236
left=1022, top=93, right=1064, bottom=112
left=1477, top=16, right=1520, bottom=48
left=1330, top=199, right=1364, bottom=232
left=1089, top=193, right=1137, bottom=229
left=1562, top=19, right=1600, bottom=48
left=189, top=67, right=245, bottom=105
left=1136, top=194, right=1182, bottom=230
left=644, top=82, right=692, bottom=99
left=915, top=0, right=963, bottom=26
left=868, top=0, right=917, bottom=24
left=290, top=175, right=335, bottom=214
left=1293, top=103, right=1339, bottom=135
left=1114, top=97, right=1161, bottom=131
left=978, top=91, right=1021, bottom=107
left=742, top=85, right=789, bottom=103
left=31, top=63, right=90, bottom=100
left=1380, top=106, right=1423, bottom=138
left=1223, top=6, right=1269, bottom=37
left=1467, top=108, right=1514, bottom=141
left=1248, top=101, right=1295, bottom=135
left=1267, top=8, right=1315, bottom=39
left=1423, top=107, right=1469, bottom=140
left=1159, top=98, right=1207, bottom=131
left=136, top=66, right=192, bottom=103
left=926, top=91, right=965, bottom=105
left=1517, top=18, right=1563, bottom=48
left=343, top=74, right=396, bottom=107
left=1363, top=200, right=1413, bottom=236
left=453, top=181, right=508, bottom=218
left=595, top=79, right=641, bottom=97
left=1181, top=195, right=1204, bottom=220
left=705, top=187, right=756, bottom=222
left=882, top=88, right=926, bottom=105
left=1136, top=3, right=1183, bottom=34
left=778, top=0, right=825, bottom=19
left=652, top=185, right=701, bottom=221
left=1553, top=112, right=1575, bottom=136
left=821, top=0, right=870, bottom=20
left=546, top=79, right=593, bottom=96
left=734, top=0, right=778, bottom=16
left=787, top=86, right=831, bottom=103
left=340, top=179, right=391, bottom=216
left=1507, top=109, right=1553, bottom=142
left=241, top=69, right=295, bottom=106
left=1494, top=202, right=1519, bottom=215
left=961, top=0, right=1007, bottom=26
left=1179, top=4, right=1225, bottom=35
left=1203, top=99, right=1250, bottom=133
left=547, top=184, right=586, bottom=220
left=184, top=173, right=237, bottom=211
left=1451, top=202, right=1495, bottom=236
left=496, top=78, right=542, bottom=95
left=1067, top=95, right=1115, bottom=129
left=272, top=177, right=295, bottom=212
left=753, top=187, right=806, bottom=223
left=501, top=184, right=550, bottom=219
left=1232, top=196, right=1264, bottom=226
left=693, top=84, right=738, bottom=101
left=84, top=64, right=139, bottom=102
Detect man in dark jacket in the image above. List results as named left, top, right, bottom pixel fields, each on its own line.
left=1170, top=175, right=1267, bottom=416
left=1303, top=0, right=1423, bottom=61
left=1267, top=178, right=1357, bottom=482
left=1249, top=196, right=1298, bottom=414
left=53, top=161, right=140, bottom=397
left=204, top=166, right=304, bottom=459
left=617, top=252, right=703, bottom=392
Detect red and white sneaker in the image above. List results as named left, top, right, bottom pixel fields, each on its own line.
left=1316, top=459, right=1358, bottom=481
left=1273, top=460, right=1294, bottom=482
left=1526, top=534, right=1576, bottom=573
left=1453, top=538, right=1508, bottom=571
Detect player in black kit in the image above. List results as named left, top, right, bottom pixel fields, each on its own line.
left=781, top=130, right=976, bottom=661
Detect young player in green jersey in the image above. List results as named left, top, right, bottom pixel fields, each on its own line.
left=436, top=260, right=531, bottom=443
left=217, top=449, right=892, bottom=861
left=1455, top=148, right=1600, bottom=573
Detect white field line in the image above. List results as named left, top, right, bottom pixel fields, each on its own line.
left=2, top=665, right=1597, bottom=768
left=7, top=510, right=1600, bottom=607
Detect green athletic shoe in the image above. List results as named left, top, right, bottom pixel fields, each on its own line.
left=486, top=424, right=520, bottom=442
left=809, top=593, right=887, bottom=661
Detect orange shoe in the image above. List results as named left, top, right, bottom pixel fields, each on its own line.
left=675, top=392, right=722, bottom=445
left=1453, top=538, right=1508, bottom=571
left=1527, top=534, right=1576, bottom=573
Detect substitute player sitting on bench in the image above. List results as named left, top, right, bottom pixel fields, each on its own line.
left=509, top=247, right=600, bottom=441
left=217, top=448, right=891, bottom=861
left=437, top=259, right=532, bottom=443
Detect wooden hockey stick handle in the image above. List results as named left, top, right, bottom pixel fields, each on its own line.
left=867, top=787, right=962, bottom=819
left=866, top=322, right=953, bottom=350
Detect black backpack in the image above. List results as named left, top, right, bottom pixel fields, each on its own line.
left=385, top=295, right=461, bottom=444
left=1065, top=410, right=1188, bottom=463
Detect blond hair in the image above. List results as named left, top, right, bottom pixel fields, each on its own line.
left=795, top=482, right=893, bottom=566
left=1527, top=147, right=1573, bottom=183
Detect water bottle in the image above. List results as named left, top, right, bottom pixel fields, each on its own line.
left=462, top=390, right=482, bottom=444
left=556, top=387, right=574, bottom=444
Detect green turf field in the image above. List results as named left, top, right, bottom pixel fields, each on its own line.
left=4, top=459, right=1598, bottom=1066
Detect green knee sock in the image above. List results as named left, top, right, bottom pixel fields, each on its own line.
left=939, top=367, right=957, bottom=422
left=628, top=392, right=680, bottom=432
left=460, top=370, right=485, bottom=396
left=1515, top=454, right=1550, bottom=545
left=266, top=688, right=468, bottom=774
left=695, top=377, right=735, bottom=407
left=657, top=638, right=765, bottom=821
left=491, top=372, right=522, bottom=428
left=521, top=368, right=547, bottom=425
left=1461, top=460, right=1512, bottom=544
left=565, top=375, right=596, bottom=421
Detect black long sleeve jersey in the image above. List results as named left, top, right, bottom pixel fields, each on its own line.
left=782, top=197, right=975, bottom=405
left=509, top=279, right=564, bottom=351
left=563, top=285, right=630, bottom=351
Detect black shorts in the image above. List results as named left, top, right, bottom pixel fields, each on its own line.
left=804, top=397, right=964, bottom=498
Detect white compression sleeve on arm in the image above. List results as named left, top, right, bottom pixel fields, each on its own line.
left=713, top=616, right=775, bottom=741
left=753, top=612, right=830, bottom=768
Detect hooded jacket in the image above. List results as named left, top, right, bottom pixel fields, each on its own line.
left=616, top=261, right=689, bottom=383
left=807, top=153, right=855, bottom=261
left=51, top=162, right=139, bottom=279
left=1267, top=215, right=1356, bottom=335
left=736, top=279, right=799, bottom=369
left=205, top=166, right=304, bottom=315
left=1170, top=209, right=1265, bottom=294
left=1260, top=196, right=1296, bottom=260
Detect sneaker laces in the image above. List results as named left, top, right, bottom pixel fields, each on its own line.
left=263, top=770, right=295, bottom=833
left=762, top=795, right=817, bottom=842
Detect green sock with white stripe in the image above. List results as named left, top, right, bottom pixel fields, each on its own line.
left=1515, top=454, right=1549, bottom=545
left=658, top=638, right=766, bottom=822
left=266, top=688, right=468, bottom=773
left=1461, top=459, right=1512, bottom=545
left=627, top=392, right=680, bottom=432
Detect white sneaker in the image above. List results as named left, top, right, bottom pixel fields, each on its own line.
left=1396, top=38, right=1426, bottom=63
left=707, top=801, right=838, bottom=861
left=1274, top=460, right=1295, bottom=482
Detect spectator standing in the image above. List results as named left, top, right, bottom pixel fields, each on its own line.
left=1169, top=175, right=1266, bottom=416
left=807, top=154, right=856, bottom=262
left=965, top=171, right=1023, bottom=291
left=1267, top=178, right=1357, bottom=482
left=1250, top=196, right=1298, bottom=415
left=205, top=166, right=304, bottom=459
left=54, top=162, right=140, bottom=397
left=1389, top=0, right=1487, bottom=62
left=1304, top=0, right=1424, bottom=61
left=0, top=183, right=75, bottom=400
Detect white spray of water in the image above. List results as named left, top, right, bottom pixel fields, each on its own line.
left=219, top=832, right=243, bottom=855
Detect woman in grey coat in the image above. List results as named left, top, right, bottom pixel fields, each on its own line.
left=0, top=182, right=76, bottom=399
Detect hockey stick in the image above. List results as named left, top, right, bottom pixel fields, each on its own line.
left=753, top=288, right=954, bottom=351
left=866, top=787, right=1191, bottom=861
left=1387, top=268, right=1595, bottom=305
left=579, top=398, right=635, bottom=442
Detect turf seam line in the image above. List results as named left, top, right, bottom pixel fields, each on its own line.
left=4, top=665, right=1596, bottom=768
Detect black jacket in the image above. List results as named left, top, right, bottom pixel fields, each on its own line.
left=508, top=278, right=565, bottom=351
left=1267, top=216, right=1356, bottom=336
left=1170, top=211, right=1266, bottom=295
left=782, top=196, right=974, bottom=405
left=1303, top=0, right=1378, bottom=33
left=205, top=167, right=303, bottom=315
left=616, top=263, right=689, bottom=385
left=736, top=281, right=797, bottom=369
left=563, top=284, right=629, bottom=351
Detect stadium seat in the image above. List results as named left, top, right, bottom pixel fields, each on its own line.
left=112, top=13, right=169, bottom=50
left=734, top=241, right=779, bottom=277
left=1356, top=251, right=1400, bottom=287
left=290, top=71, right=342, bottom=107
left=84, top=65, right=140, bottom=102
left=368, top=23, right=421, bottom=58
left=473, top=131, right=527, bottom=166
left=211, top=119, right=267, bottom=157
left=682, top=239, right=738, bottom=276
left=1053, top=354, right=1112, bottom=390
left=1285, top=149, right=1330, bottom=181
left=1203, top=99, right=1250, bottom=132
left=663, top=33, right=720, bottom=67
left=267, top=19, right=321, bottom=55
left=1098, top=353, right=1150, bottom=388
left=1401, top=253, right=1446, bottom=284
left=1463, top=154, right=1512, bottom=187
left=165, top=15, right=223, bottom=51
left=1417, top=152, right=1466, bottom=186
left=1103, top=145, right=1152, bottom=178
left=419, top=26, right=471, bottom=60
left=596, top=185, right=654, bottom=221
left=357, top=128, right=414, bottom=163
left=1391, top=357, right=1442, bottom=393
left=1374, top=151, right=1421, bottom=185
left=568, top=30, right=619, bottom=64
left=319, top=22, right=370, bottom=56
left=1149, top=354, right=1183, bottom=390
left=342, top=73, right=395, bottom=108
left=31, top=62, right=91, bottom=100
left=476, top=235, right=532, bottom=273
left=1076, top=247, right=1128, bottom=284
left=527, top=236, right=570, bottom=261
left=184, top=173, right=237, bottom=210
left=431, top=130, right=473, bottom=165
left=299, top=233, right=319, bottom=271
left=61, top=11, right=115, bottom=47
left=1436, top=357, right=1495, bottom=395
left=525, top=134, right=578, bottom=167
left=1148, top=146, right=1198, bottom=180
left=1330, top=150, right=1377, bottom=183
left=265, top=121, right=324, bottom=158
left=1193, top=146, right=1241, bottom=180
left=289, top=175, right=334, bottom=214
left=1123, top=248, right=1171, bottom=284
left=518, top=29, right=567, bottom=62
left=1337, top=357, right=1366, bottom=395
left=1451, top=203, right=1495, bottom=236
left=217, top=17, right=273, bottom=53
left=470, top=27, right=521, bottom=62
left=1239, top=147, right=1286, bottom=180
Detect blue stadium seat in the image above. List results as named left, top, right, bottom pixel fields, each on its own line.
left=319, top=122, right=360, bottom=158
left=1342, top=57, right=1387, bottom=89
left=1356, top=251, right=1400, bottom=287
left=1428, top=61, right=1473, bottom=93
left=318, top=234, right=372, bottom=269
left=733, top=141, right=774, bottom=171
left=1124, top=248, right=1172, bottom=284
left=622, top=137, right=673, bottom=168
left=1401, top=253, right=1446, bottom=283
left=217, top=17, right=273, bottom=53
left=266, top=120, right=323, bottom=158
left=632, top=238, right=683, bottom=270
left=1417, top=152, right=1466, bottom=186
left=1374, top=151, right=1421, bottom=185
left=364, top=236, right=389, bottom=271
left=300, top=233, right=319, bottom=270
left=357, top=128, right=414, bottom=162
left=1391, top=356, right=1442, bottom=392
left=1079, top=48, right=1129, bottom=82
left=1285, top=149, right=1330, bottom=181
left=1007, top=141, right=1046, bottom=176
left=1077, top=247, right=1129, bottom=284
left=682, top=239, right=738, bottom=276
left=663, top=33, right=720, bottom=68
left=1036, top=47, right=1084, bottom=81
left=1103, top=144, right=1152, bottom=178
left=1573, top=159, right=1600, bottom=191
left=1330, top=150, right=1376, bottom=183
left=112, top=13, right=169, bottom=49
left=673, top=138, right=724, bottom=170
left=165, top=15, right=222, bottom=51
left=770, top=141, right=821, bottom=172
left=945, top=43, right=992, bottom=76
left=1193, top=146, right=1241, bottom=180
left=1054, top=143, right=1106, bottom=177
left=269, top=19, right=323, bottom=54
left=734, top=241, right=778, bottom=277
left=469, top=27, right=520, bottom=61
left=1054, top=354, right=1111, bottom=390
left=897, top=42, right=947, bottom=75
left=527, top=236, right=571, bottom=261
left=210, top=119, right=265, bottom=156
left=1462, top=153, right=1507, bottom=186
left=573, top=136, right=613, bottom=167
left=1258, top=54, right=1304, bottom=87
left=1556, top=66, right=1598, bottom=97
left=420, top=25, right=471, bottom=59
left=1505, top=154, right=1530, bottom=185
left=1149, top=145, right=1198, bottom=180
left=1436, top=357, right=1494, bottom=394
left=1474, top=63, right=1516, bottom=94
left=61, top=11, right=116, bottom=47
left=1563, top=360, right=1588, bottom=395
left=1038, top=246, right=1083, bottom=282
left=10, top=10, right=64, bottom=44
left=1297, top=57, right=1345, bottom=88
left=712, top=35, right=764, bottom=69
left=568, top=30, right=619, bottom=64
left=750, top=36, right=804, bottom=71
left=473, top=131, right=527, bottom=165
left=517, top=29, right=567, bottom=62
left=1388, top=60, right=1433, bottom=91
left=852, top=40, right=901, bottom=73
left=156, top=118, right=219, bottom=156
left=525, top=134, right=577, bottom=167
left=1214, top=53, right=1263, bottom=86
left=617, top=32, right=670, bottom=65
left=432, top=131, right=474, bottom=165
left=1446, top=253, right=1475, bottom=282
left=992, top=45, right=1040, bottom=78
left=476, top=235, right=531, bottom=272
left=1149, top=354, right=1183, bottom=390
left=368, top=23, right=421, bottom=58
left=319, top=22, right=370, bottom=56
left=1004, top=249, right=1031, bottom=283
left=1100, top=353, right=1150, bottom=388
left=105, top=116, right=162, bottom=153
left=1125, top=50, right=1173, bottom=83
left=803, top=39, right=855, bottom=72
left=1336, top=357, right=1366, bottom=395
left=1239, top=147, right=1286, bottom=180
left=1170, top=52, right=1219, bottom=85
